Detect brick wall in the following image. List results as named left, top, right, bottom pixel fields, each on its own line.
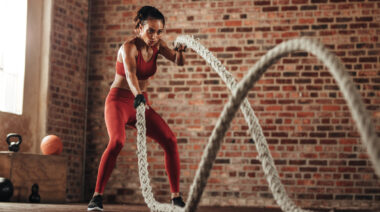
left=49, top=0, right=88, bottom=202
left=86, top=0, right=380, bottom=209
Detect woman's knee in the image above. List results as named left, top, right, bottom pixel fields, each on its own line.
left=107, top=136, right=125, bottom=154
left=162, top=133, right=178, bottom=153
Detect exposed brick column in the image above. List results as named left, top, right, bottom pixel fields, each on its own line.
left=48, top=0, right=89, bottom=202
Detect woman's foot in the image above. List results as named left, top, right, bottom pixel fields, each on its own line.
left=87, top=195, right=103, bottom=211
left=171, top=196, right=185, bottom=207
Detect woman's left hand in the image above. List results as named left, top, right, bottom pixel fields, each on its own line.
left=174, top=44, right=187, bottom=52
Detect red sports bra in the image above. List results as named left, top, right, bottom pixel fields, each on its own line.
left=116, top=46, right=158, bottom=80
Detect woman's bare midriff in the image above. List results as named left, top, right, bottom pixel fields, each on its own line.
left=110, top=74, right=148, bottom=92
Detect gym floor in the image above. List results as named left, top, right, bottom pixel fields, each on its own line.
left=0, top=203, right=377, bottom=212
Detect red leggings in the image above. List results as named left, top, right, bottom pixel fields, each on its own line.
left=95, top=88, right=180, bottom=193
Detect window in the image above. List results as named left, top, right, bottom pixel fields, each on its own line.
left=0, top=0, right=28, bottom=115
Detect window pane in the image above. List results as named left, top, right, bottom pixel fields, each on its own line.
left=0, top=0, right=28, bottom=115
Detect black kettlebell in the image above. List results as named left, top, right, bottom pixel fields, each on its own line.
left=29, top=184, right=40, bottom=203
left=6, top=133, right=22, bottom=152
left=0, top=177, right=13, bottom=202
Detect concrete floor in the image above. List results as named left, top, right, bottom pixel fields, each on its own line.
left=0, top=202, right=378, bottom=212
left=0, top=203, right=279, bottom=212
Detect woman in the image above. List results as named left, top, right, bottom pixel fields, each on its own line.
left=88, top=6, right=187, bottom=211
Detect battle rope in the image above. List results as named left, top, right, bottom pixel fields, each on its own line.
left=135, top=35, right=379, bottom=212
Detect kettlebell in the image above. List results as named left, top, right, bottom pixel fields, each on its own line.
left=0, top=177, right=14, bottom=201
left=6, top=133, right=22, bottom=152
left=29, top=184, right=40, bottom=203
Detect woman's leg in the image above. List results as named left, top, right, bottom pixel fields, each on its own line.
left=94, top=98, right=127, bottom=194
left=144, top=108, right=181, bottom=194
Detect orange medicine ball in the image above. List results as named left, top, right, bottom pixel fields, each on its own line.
left=40, top=135, right=63, bottom=155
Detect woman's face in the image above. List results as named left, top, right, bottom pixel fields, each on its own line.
left=139, top=18, right=164, bottom=47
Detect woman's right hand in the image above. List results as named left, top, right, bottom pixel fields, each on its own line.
left=134, top=94, right=146, bottom=108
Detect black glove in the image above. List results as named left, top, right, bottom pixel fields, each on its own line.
left=174, top=44, right=187, bottom=52
left=134, top=94, right=146, bottom=108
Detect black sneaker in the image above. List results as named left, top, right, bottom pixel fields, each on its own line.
left=87, top=195, right=103, bottom=211
left=171, top=196, right=186, bottom=207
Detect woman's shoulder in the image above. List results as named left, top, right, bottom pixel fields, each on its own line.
left=121, top=36, right=138, bottom=54
left=116, top=37, right=138, bottom=62
left=157, top=39, right=167, bottom=48
left=156, top=39, right=169, bottom=53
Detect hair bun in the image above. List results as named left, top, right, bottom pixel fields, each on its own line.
left=133, top=6, right=165, bottom=29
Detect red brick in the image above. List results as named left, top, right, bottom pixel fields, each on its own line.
left=254, top=1, right=271, bottom=6
left=225, top=20, right=242, bottom=27
left=299, top=18, right=315, bottom=24
left=226, top=46, right=242, bottom=51
left=263, top=6, right=279, bottom=12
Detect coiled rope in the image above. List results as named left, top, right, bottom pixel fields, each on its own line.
left=135, top=35, right=380, bottom=212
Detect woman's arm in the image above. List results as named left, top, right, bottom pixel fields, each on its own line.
left=120, top=43, right=142, bottom=96
left=158, top=39, right=186, bottom=66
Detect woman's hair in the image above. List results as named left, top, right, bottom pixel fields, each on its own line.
left=134, top=6, right=165, bottom=29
